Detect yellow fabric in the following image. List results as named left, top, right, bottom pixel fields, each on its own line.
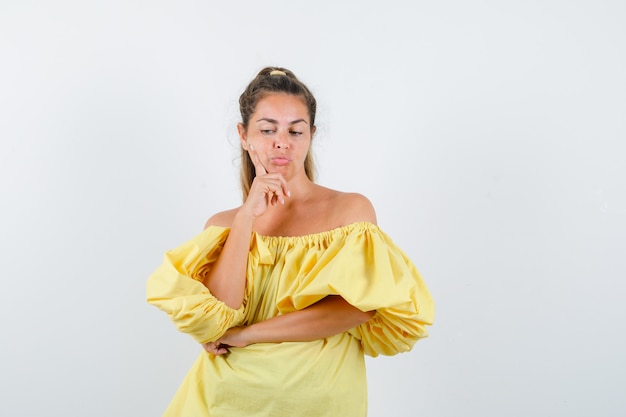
left=146, top=222, right=434, bottom=417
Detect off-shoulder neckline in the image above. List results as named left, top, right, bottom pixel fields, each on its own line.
left=208, top=221, right=379, bottom=240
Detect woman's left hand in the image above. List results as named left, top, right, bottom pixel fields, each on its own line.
left=202, top=326, right=250, bottom=355
left=202, top=341, right=229, bottom=355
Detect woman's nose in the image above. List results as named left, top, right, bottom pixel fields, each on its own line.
left=274, top=132, right=289, bottom=148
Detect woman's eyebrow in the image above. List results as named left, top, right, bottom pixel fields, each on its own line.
left=255, top=117, right=308, bottom=125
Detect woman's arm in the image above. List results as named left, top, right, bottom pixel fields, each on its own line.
left=202, top=147, right=289, bottom=309
left=201, top=210, right=254, bottom=309
left=203, top=295, right=375, bottom=354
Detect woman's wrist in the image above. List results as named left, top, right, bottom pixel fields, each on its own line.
left=241, top=323, right=259, bottom=345
left=232, top=209, right=256, bottom=229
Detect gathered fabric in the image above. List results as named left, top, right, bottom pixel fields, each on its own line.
left=147, top=222, right=434, bottom=417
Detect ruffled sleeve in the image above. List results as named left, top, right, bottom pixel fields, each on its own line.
left=146, top=227, right=248, bottom=344
left=278, top=223, right=434, bottom=357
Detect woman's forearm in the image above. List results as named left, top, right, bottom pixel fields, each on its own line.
left=241, top=296, right=375, bottom=344
left=202, top=211, right=254, bottom=309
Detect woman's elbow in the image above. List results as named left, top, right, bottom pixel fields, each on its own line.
left=352, top=309, right=376, bottom=326
left=362, top=309, right=376, bottom=321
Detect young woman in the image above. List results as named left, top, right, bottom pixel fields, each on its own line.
left=147, top=67, right=434, bottom=416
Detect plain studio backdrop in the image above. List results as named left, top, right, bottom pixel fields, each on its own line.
left=1, top=1, right=625, bottom=416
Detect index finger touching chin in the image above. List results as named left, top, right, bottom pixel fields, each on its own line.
left=249, top=144, right=267, bottom=176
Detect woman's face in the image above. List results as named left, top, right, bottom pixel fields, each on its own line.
left=239, top=93, right=314, bottom=180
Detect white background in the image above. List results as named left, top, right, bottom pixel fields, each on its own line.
left=1, top=1, right=625, bottom=416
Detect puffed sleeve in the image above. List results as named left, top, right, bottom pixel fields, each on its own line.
left=146, top=226, right=248, bottom=344
left=279, top=223, right=434, bottom=357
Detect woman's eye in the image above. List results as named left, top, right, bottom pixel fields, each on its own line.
left=289, top=131, right=302, bottom=136
left=260, top=130, right=275, bottom=135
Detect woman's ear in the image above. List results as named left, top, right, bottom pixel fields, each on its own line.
left=237, top=123, right=248, bottom=149
left=311, top=125, right=317, bottom=137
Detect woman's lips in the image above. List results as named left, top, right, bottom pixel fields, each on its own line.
left=271, top=157, right=290, bottom=166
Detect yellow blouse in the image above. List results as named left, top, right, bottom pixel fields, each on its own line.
left=147, top=222, right=434, bottom=417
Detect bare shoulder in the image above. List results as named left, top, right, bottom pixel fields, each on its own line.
left=203, top=207, right=241, bottom=230
left=322, top=188, right=376, bottom=225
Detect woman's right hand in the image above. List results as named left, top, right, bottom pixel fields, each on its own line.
left=242, top=145, right=290, bottom=218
